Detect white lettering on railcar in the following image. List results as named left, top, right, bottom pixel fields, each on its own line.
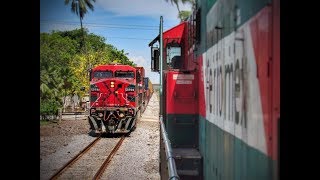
left=173, top=74, right=194, bottom=80
left=176, top=80, right=192, bottom=84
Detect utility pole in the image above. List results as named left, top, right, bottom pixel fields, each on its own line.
left=159, top=16, right=163, bottom=116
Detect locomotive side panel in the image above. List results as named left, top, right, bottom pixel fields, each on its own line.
left=198, top=0, right=279, bottom=179
left=166, top=71, right=199, bottom=148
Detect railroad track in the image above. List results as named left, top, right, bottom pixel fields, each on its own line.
left=50, top=135, right=125, bottom=180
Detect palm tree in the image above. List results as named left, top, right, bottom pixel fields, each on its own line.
left=64, top=0, right=96, bottom=48
left=165, top=0, right=195, bottom=21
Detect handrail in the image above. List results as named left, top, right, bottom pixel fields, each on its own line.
left=160, top=115, right=180, bottom=180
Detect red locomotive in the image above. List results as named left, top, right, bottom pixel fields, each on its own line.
left=88, top=63, right=150, bottom=135
left=149, top=0, right=279, bottom=179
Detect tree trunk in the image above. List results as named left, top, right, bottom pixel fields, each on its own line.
left=80, top=17, right=85, bottom=50
left=63, top=89, right=66, bottom=113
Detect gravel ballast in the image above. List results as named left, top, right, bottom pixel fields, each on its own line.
left=40, top=92, right=160, bottom=180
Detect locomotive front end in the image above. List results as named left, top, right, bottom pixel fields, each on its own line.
left=88, top=76, right=139, bottom=135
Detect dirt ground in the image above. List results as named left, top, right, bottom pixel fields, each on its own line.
left=40, top=118, right=90, bottom=159
left=40, top=118, right=88, bottom=137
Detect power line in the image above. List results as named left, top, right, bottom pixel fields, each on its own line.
left=40, top=20, right=162, bottom=41
left=40, top=20, right=169, bottom=30
left=106, top=36, right=152, bottom=41
left=40, top=30, right=153, bottom=41
left=40, top=22, right=157, bottom=30
left=41, top=20, right=165, bottom=28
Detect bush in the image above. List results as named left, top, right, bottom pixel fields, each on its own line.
left=40, top=99, right=61, bottom=121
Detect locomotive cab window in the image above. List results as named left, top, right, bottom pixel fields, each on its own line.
left=115, top=71, right=134, bottom=78
left=166, top=42, right=181, bottom=69
left=151, top=47, right=159, bottom=72
left=92, top=71, right=113, bottom=80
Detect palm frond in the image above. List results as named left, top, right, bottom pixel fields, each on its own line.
left=84, top=0, right=95, bottom=11
left=71, top=1, right=79, bottom=15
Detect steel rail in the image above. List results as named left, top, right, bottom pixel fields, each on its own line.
left=92, top=136, right=126, bottom=180
left=50, top=136, right=102, bottom=180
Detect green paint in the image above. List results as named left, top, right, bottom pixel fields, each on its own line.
left=237, top=0, right=271, bottom=27
left=207, top=0, right=217, bottom=9
left=198, top=116, right=276, bottom=180
left=166, top=114, right=199, bottom=148
left=196, top=0, right=271, bottom=55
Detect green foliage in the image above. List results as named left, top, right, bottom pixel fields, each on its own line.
left=40, top=32, right=77, bottom=68
left=85, top=32, right=106, bottom=51
left=179, top=10, right=192, bottom=21
left=40, top=99, right=60, bottom=120
left=164, top=0, right=194, bottom=21
left=40, top=29, right=134, bottom=110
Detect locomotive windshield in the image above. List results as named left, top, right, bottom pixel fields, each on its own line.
left=92, top=71, right=113, bottom=79
left=115, top=71, right=135, bottom=78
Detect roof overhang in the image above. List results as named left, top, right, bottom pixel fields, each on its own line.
left=148, top=34, right=160, bottom=47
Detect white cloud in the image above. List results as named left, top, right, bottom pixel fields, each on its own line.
left=96, top=0, right=192, bottom=20
left=128, top=55, right=159, bottom=83
left=129, top=55, right=147, bottom=67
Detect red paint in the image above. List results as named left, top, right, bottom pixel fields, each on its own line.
left=197, top=56, right=206, bottom=117
left=161, top=20, right=205, bottom=118
left=135, top=66, right=145, bottom=94
left=90, top=64, right=148, bottom=110
left=166, top=71, right=198, bottom=115
left=250, top=6, right=279, bottom=159
left=163, top=22, right=186, bottom=46
left=272, top=0, right=280, bottom=161
left=163, top=22, right=189, bottom=70
left=93, top=78, right=134, bottom=108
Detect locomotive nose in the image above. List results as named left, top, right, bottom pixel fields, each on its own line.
left=91, top=79, right=132, bottom=107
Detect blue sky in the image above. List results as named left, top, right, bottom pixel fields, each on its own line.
left=40, top=0, right=192, bottom=84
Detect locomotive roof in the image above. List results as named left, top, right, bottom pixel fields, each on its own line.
left=148, top=21, right=186, bottom=47
left=93, top=64, right=136, bottom=71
